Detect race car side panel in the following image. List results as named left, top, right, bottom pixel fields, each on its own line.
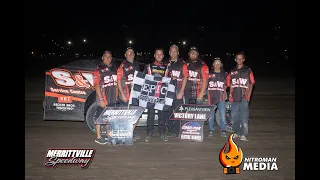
left=43, top=68, right=95, bottom=121
left=44, top=110, right=84, bottom=121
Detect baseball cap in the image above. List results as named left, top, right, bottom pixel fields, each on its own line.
left=189, top=46, right=198, bottom=52
left=126, top=47, right=134, bottom=52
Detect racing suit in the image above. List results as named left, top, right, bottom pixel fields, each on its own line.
left=143, top=61, right=169, bottom=136
left=165, top=58, right=189, bottom=135
left=185, top=59, right=209, bottom=105
left=227, top=66, right=255, bottom=137
left=207, top=70, right=228, bottom=132
left=117, top=60, right=141, bottom=139
left=93, top=63, right=118, bottom=123
left=117, top=60, right=140, bottom=106
left=183, top=59, right=209, bottom=131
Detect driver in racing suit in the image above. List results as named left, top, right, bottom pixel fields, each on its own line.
left=93, top=50, right=118, bottom=145
left=144, top=48, right=169, bottom=143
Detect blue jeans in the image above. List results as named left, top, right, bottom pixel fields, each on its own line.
left=231, top=101, right=249, bottom=136
left=208, top=101, right=226, bottom=132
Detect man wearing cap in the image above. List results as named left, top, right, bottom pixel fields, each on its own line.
left=144, top=48, right=170, bottom=143
left=207, top=57, right=228, bottom=138
left=185, top=46, right=209, bottom=105
left=93, top=50, right=118, bottom=145
left=165, top=44, right=189, bottom=138
left=117, top=47, right=141, bottom=140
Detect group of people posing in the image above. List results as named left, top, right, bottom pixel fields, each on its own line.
left=93, top=44, right=255, bottom=145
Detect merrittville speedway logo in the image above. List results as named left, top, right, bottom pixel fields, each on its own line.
left=219, top=134, right=278, bottom=174
left=44, top=149, right=95, bottom=168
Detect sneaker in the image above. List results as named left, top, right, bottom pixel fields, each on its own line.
left=145, top=135, right=151, bottom=143
left=220, top=131, right=227, bottom=138
left=232, top=133, right=239, bottom=138
left=95, top=137, right=108, bottom=145
left=208, top=131, right=214, bottom=137
left=160, top=134, right=168, bottom=141
left=240, top=135, right=249, bottom=141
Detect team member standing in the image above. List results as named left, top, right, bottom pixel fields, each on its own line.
left=117, top=47, right=141, bottom=140
left=93, top=50, right=118, bottom=145
left=207, top=57, right=228, bottom=138
left=165, top=44, right=188, bottom=138
left=227, top=51, right=255, bottom=141
left=144, top=48, right=169, bottom=143
left=185, top=46, right=209, bottom=105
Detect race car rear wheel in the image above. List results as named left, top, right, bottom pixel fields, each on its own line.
left=85, top=102, right=107, bottom=136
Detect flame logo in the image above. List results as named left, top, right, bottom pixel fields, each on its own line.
left=219, top=134, right=243, bottom=168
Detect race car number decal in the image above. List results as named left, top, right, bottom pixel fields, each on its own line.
left=49, top=69, right=94, bottom=89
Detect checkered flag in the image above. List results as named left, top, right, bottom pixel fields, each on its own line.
left=129, top=71, right=175, bottom=111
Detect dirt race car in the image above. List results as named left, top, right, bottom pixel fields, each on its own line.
left=43, top=58, right=234, bottom=135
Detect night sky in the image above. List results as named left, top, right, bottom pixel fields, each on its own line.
left=26, top=0, right=290, bottom=75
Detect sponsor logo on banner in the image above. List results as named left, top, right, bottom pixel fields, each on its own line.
left=44, top=149, right=95, bottom=169
left=219, top=134, right=278, bottom=175
left=95, top=106, right=145, bottom=146
left=169, top=104, right=216, bottom=121
left=108, top=123, right=134, bottom=145
left=180, top=122, right=203, bottom=141
left=95, top=106, right=145, bottom=125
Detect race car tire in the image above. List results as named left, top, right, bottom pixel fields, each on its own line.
left=85, top=102, right=107, bottom=136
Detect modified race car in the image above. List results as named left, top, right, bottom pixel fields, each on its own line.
left=43, top=58, right=234, bottom=135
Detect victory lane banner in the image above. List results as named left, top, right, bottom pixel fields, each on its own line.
left=129, top=70, right=175, bottom=111
left=170, top=104, right=216, bottom=142
left=95, top=106, right=145, bottom=145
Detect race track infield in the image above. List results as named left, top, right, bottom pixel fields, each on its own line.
left=25, top=77, right=295, bottom=180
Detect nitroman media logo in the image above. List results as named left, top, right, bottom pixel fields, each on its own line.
left=219, top=134, right=279, bottom=175
left=219, top=134, right=243, bottom=174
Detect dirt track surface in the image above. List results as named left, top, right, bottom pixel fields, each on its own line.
left=25, top=77, right=295, bottom=180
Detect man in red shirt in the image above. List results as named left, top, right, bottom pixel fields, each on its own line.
left=227, top=51, right=255, bottom=141
left=93, top=50, right=118, bottom=145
